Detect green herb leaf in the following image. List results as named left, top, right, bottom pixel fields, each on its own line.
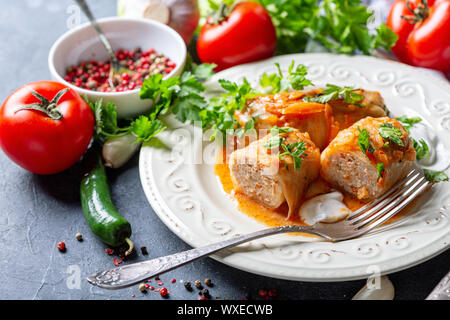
left=263, top=126, right=307, bottom=170
left=378, top=123, right=404, bottom=146
left=191, top=63, right=216, bottom=79
left=269, top=126, right=293, bottom=136
left=376, top=163, right=385, bottom=178
left=200, top=77, right=258, bottom=143
left=413, top=138, right=430, bottom=160
left=263, top=135, right=285, bottom=149
left=259, top=60, right=313, bottom=93
left=130, top=116, right=166, bottom=143
left=304, top=84, right=363, bottom=106
left=172, top=71, right=209, bottom=123
left=280, top=141, right=307, bottom=170
left=357, top=127, right=374, bottom=157
left=423, top=169, right=449, bottom=183
left=372, top=24, right=399, bottom=52
left=396, top=116, right=422, bottom=133
left=256, top=0, right=397, bottom=55
left=88, top=99, right=128, bottom=140
left=255, top=0, right=317, bottom=54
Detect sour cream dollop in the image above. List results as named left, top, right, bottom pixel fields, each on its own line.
left=299, top=191, right=351, bottom=226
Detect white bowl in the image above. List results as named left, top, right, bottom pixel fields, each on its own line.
left=48, top=17, right=186, bottom=118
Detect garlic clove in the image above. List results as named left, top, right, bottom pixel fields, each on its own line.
left=102, top=133, right=141, bottom=169
left=143, top=3, right=170, bottom=25
left=352, top=275, right=395, bottom=300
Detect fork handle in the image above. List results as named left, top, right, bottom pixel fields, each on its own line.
left=87, top=225, right=315, bottom=289
left=426, top=270, right=450, bottom=300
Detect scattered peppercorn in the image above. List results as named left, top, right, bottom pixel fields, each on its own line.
left=171, top=278, right=176, bottom=283
left=138, top=283, right=147, bottom=292
left=268, top=289, right=277, bottom=297
left=75, top=233, right=83, bottom=241
left=198, top=296, right=207, bottom=300
left=201, top=289, right=210, bottom=299
left=140, top=246, right=148, bottom=255
left=105, top=248, right=114, bottom=255
left=57, top=241, right=66, bottom=252
left=159, top=287, right=168, bottom=297
left=184, top=281, right=192, bottom=291
left=258, top=289, right=268, bottom=298
left=204, top=278, right=212, bottom=287
left=194, top=280, right=202, bottom=289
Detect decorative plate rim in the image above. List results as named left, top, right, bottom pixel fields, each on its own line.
left=139, top=53, right=450, bottom=282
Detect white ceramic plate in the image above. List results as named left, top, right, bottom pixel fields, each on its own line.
left=139, top=53, right=450, bottom=282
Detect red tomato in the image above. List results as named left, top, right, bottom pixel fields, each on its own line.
left=0, top=81, right=94, bottom=174
left=387, top=0, right=450, bottom=73
left=197, top=1, right=277, bottom=71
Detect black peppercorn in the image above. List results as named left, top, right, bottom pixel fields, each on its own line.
left=201, top=289, right=210, bottom=299
left=184, top=281, right=192, bottom=291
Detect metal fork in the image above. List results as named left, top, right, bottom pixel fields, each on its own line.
left=87, top=168, right=431, bottom=289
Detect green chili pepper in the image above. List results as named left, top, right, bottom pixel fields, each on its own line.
left=80, top=146, right=133, bottom=255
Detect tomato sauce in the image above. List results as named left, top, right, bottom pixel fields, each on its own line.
left=214, top=157, right=413, bottom=229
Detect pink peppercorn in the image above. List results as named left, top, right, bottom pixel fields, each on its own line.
left=160, top=287, right=168, bottom=297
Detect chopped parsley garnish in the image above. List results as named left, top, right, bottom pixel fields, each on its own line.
left=378, top=123, right=404, bottom=146
left=263, top=135, right=285, bottom=150
left=263, top=127, right=307, bottom=170
left=423, top=169, right=449, bottom=183
left=412, top=138, right=430, bottom=160
left=269, top=126, right=293, bottom=135
left=357, top=127, right=374, bottom=157
left=396, top=116, right=422, bottom=133
left=280, top=141, right=307, bottom=170
left=303, top=84, right=364, bottom=107
left=259, top=60, right=313, bottom=93
left=376, top=163, right=385, bottom=179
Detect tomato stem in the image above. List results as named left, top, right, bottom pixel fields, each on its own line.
left=208, top=2, right=231, bottom=24
left=401, top=0, right=429, bottom=24
left=15, top=88, right=69, bottom=120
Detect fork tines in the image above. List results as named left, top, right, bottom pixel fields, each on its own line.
left=346, top=168, right=431, bottom=233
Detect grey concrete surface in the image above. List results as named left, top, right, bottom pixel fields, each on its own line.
left=0, top=0, right=448, bottom=300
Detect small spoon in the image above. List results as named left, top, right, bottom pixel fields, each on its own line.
left=74, top=0, right=133, bottom=88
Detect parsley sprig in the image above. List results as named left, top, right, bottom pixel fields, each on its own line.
left=396, top=116, right=432, bottom=161
left=357, top=127, right=374, bottom=157
left=251, top=0, right=398, bottom=55
left=263, top=127, right=307, bottom=170
left=89, top=61, right=216, bottom=144
left=424, top=169, right=449, bottom=183
left=303, top=84, right=364, bottom=107
left=259, top=61, right=313, bottom=93
left=199, top=77, right=258, bottom=142
left=377, top=163, right=385, bottom=178
left=378, top=123, right=404, bottom=147
left=396, top=116, right=422, bottom=133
